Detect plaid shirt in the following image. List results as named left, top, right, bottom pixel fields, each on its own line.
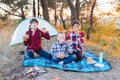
left=66, top=31, right=84, bottom=51
left=50, top=42, right=73, bottom=57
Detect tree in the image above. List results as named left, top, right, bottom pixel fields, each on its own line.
left=33, top=0, right=36, bottom=17
left=86, top=0, right=97, bottom=40
left=33, top=0, right=41, bottom=17
left=67, top=0, right=80, bottom=24
left=0, top=0, right=29, bottom=19
left=37, top=0, right=40, bottom=17
left=40, top=0, right=50, bottom=21
left=47, top=0, right=68, bottom=29
left=60, top=1, right=68, bottom=29
left=114, top=0, right=120, bottom=17
left=47, top=0, right=58, bottom=26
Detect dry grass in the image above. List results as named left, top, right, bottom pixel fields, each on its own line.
left=88, top=20, right=120, bottom=58
left=0, top=19, right=23, bottom=78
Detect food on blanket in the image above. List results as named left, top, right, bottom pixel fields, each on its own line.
left=87, top=57, right=96, bottom=64
left=57, top=53, right=64, bottom=59
left=23, top=34, right=29, bottom=41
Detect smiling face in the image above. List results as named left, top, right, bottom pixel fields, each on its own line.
left=30, top=21, right=38, bottom=31
left=30, top=19, right=39, bottom=32
left=73, top=23, right=81, bottom=32
left=72, top=20, right=81, bottom=32
left=57, top=33, right=65, bottom=44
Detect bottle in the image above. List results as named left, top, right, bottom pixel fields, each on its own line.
left=99, top=51, right=104, bottom=63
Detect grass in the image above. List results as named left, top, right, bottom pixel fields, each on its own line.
left=86, top=20, right=120, bottom=58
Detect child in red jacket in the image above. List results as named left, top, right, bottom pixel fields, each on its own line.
left=23, top=18, right=52, bottom=59
left=23, top=18, right=51, bottom=78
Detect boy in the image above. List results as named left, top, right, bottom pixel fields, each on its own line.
left=50, top=32, right=77, bottom=65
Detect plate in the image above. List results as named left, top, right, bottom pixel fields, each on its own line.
left=95, top=63, right=104, bottom=68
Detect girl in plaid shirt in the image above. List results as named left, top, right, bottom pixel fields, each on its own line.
left=66, top=20, right=84, bottom=61
left=50, top=32, right=77, bottom=65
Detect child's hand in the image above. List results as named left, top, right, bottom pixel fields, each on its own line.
left=23, top=34, right=29, bottom=41
left=41, top=27, right=48, bottom=33
left=57, top=53, right=64, bottom=59
left=75, top=31, right=79, bottom=36
left=67, top=40, right=72, bottom=45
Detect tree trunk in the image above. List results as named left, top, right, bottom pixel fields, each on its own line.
left=54, top=0, right=57, bottom=27
left=86, top=0, right=97, bottom=40
left=33, top=0, right=36, bottom=17
left=75, top=0, right=80, bottom=20
left=67, top=0, right=76, bottom=24
left=67, top=0, right=79, bottom=24
left=40, top=0, right=50, bottom=21
left=60, top=3, right=66, bottom=29
left=20, top=6, right=25, bottom=20
left=37, top=0, right=40, bottom=17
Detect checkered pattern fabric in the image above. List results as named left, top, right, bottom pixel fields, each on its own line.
left=23, top=51, right=112, bottom=72
left=66, top=31, right=84, bottom=51
left=50, top=42, right=73, bottom=57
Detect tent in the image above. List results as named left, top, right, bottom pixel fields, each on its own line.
left=10, top=17, right=58, bottom=46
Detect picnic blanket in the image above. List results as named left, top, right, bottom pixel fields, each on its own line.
left=23, top=51, right=112, bottom=72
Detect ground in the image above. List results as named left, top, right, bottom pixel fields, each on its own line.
left=0, top=36, right=120, bottom=80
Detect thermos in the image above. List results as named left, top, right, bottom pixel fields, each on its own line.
left=99, top=52, right=104, bottom=63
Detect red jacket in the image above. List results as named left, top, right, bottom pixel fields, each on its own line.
left=23, top=28, right=50, bottom=51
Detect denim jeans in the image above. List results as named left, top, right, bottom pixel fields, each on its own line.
left=74, top=50, right=82, bottom=61
left=26, top=49, right=52, bottom=59
left=51, top=54, right=77, bottom=64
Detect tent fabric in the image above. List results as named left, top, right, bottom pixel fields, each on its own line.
left=10, top=17, right=58, bottom=46
left=23, top=51, right=112, bottom=72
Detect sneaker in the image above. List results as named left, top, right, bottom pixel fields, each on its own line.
left=58, top=61, right=64, bottom=65
left=71, top=61, right=75, bottom=63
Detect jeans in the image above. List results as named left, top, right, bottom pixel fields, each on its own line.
left=74, top=50, right=83, bottom=61
left=51, top=54, right=77, bottom=64
left=26, top=49, right=52, bottom=59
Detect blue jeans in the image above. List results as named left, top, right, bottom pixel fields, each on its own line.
left=51, top=54, right=77, bottom=64
left=26, top=49, right=52, bottom=59
left=74, top=50, right=83, bottom=61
